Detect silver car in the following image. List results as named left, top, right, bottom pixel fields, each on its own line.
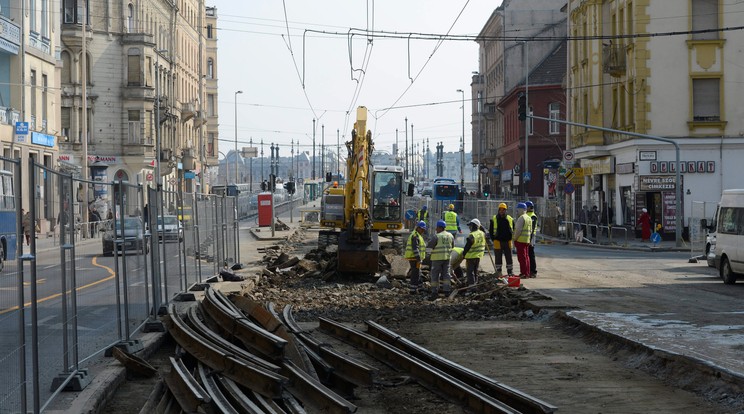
left=102, top=216, right=148, bottom=256
left=155, top=215, right=183, bottom=242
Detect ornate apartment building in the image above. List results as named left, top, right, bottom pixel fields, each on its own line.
left=58, top=0, right=218, bottom=204
left=567, top=0, right=744, bottom=238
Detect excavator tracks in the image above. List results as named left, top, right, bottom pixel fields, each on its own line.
left=150, top=287, right=556, bottom=413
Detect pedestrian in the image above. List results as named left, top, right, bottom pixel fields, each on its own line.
left=89, top=207, right=101, bottom=235
left=461, top=218, right=486, bottom=288
left=22, top=209, right=32, bottom=246
left=489, top=203, right=514, bottom=277
left=577, top=205, right=589, bottom=241
left=426, top=220, right=454, bottom=300
left=590, top=205, right=600, bottom=238
left=449, top=246, right=465, bottom=285
left=512, top=202, right=533, bottom=278
left=405, top=221, right=427, bottom=294
left=637, top=207, right=652, bottom=242
left=525, top=201, right=538, bottom=278
left=443, top=203, right=462, bottom=242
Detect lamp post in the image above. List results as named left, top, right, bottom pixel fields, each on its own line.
left=456, top=89, right=465, bottom=189
left=234, top=90, right=243, bottom=184
left=155, top=49, right=168, bottom=189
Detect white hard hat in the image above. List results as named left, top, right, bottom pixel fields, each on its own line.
left=468, top=218, right=481, bottom=227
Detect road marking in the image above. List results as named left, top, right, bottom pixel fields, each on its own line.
left=0, top=257, right=115, bottom=316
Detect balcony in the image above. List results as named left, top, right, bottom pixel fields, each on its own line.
left=181, top=102, right=196, bottom=122
left=602, top=44, right=626, bottom=77
left=122, top=85, right=155, bottom=101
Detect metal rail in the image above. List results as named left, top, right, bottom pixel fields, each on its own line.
left=318, top=317, right=521, bottom=414
left=196, top=362, right=240, bottom=414
left=280, top=304, right=377, bottom=387
left=213, top=375, right=267, bottom=414
left=365, top=320, right=557, bottom=414
left=281, top=360, right=357, bottom=414
left=201, top=287, right=288, bottom=360
left=163, top=357, right=212, bottom=413
left=164, top=304, right=287, bottom=398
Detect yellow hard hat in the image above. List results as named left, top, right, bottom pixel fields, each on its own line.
left=448, top=204, right=455, bottom=210
left=498, top=203, right=507, bottom=210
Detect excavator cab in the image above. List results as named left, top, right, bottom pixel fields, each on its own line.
left=372, top=169, right=404, bottom=223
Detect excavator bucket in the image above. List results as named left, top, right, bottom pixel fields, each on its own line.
left=337, top=231, right=379, bottom=274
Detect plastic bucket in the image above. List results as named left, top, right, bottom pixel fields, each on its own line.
left=507, top=276, right=521, bottom=287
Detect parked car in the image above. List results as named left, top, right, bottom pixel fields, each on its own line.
left=102, top=216, right=148, bottom=256
left=154, top=215, right=183, bottom=242
left=705, top=206, right=718, bottom=268
left=421, top=185, right=432, bottom=197
left=709, top=189, right=744, bottom=284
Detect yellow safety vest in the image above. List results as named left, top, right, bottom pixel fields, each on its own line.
left=515, top=214, right=533, bottom=243
left=465, top=230, right=486, bottom=259
left=491, top=214, right=514, bottom=232
left=405, top=231, right=425, bottom=260
left=444, top=211, right=458, bottom=231
left=417, top=210, right=429, bottom=221
left=430, top=231, right=454, bottom=261
left=526, top=211, right=538, bottom=237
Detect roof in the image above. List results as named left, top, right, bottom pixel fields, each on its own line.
left=521, top=41, right=567, bottom=87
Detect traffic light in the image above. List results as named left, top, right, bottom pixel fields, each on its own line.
left=269, top=174, right=276, bottom=192
left=517, top=93, right=527, bottom=122
left=482, top=184, right=491, bottom=198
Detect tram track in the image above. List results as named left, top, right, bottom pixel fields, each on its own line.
left=149, top=287, right=555, bottom=413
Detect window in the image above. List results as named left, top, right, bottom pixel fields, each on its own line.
left=207, top=58, right=213, bottom=79
left=692, top=78, right=720, bottom=121
left=549, top=102, right=560, bottom=134
left=41, top=0, right=48, bottom=36
left=42, top=74, right=47, bottom=129
left=30, top=0, right=37, bottom=32
left=718, top=207, right=743, bottom=235
left=30, top=70, right=37, bottom=122
left=63, top=0, right=89, bottom=24
left=145, top=57, right=152, bottom=86
left=692, top=0, right=718, bottom=40
left=207, top=94, right=215, bottom=116
left=61, top=107, right=71, bottom=140
left=127, top=4, right=134, bottom=33
left=61, top=51, right=72, bottom=83
left=127, top=53, right=141, bottom=86
left=207, top=24, right=213, bottom=39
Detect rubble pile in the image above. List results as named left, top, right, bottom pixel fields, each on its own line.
left=244, top=230, right=551, bottom=327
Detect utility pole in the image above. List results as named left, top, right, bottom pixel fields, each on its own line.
left=321, top=124, right=325, bottom=180
left=234, top=90, right=243, bottom=184
left=336, top=129, right=340, bottom=178
left=457, top=89, right=465, bottom=190
left=395, top=129, right=399, bottom=166
left=404, top=117, right=409, bottom=179
left=260, top=139, right=264, bottom=183
left=312, top=118, right=316, bottom=180
left=411, top=124, right=415, bottom=183
left=426, top=138, right=430, bottom=180
left=249, top=138, right=253, bottom=192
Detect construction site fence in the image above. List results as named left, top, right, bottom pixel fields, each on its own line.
left=688, top=200, right=718, bottom=258
left=0, top=156, right=239, bottom=414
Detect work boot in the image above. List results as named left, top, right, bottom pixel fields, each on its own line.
left=428, top=292, right=438, bottom=301
left=496, top=270, right=503, bottom=277
left=530, top=272, right=537, bottom=278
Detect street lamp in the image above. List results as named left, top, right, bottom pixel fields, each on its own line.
left=456, top=89, right=465, bottom=189
left=234, top=90, right=243, bottom=184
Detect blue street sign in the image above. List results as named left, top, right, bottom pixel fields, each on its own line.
left=184, top=171, right=195, bottom=179
left=15, top=122, right=29, bottom=135
left=565, top=182, right=575, bottom=194
left=651, top=232, right=661, bottom=244
left=405, top=209, right=416, bottom=220
left=524, top=172, right=531, bottom=182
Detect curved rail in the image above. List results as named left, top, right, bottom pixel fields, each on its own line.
left=196, top=362, right=241, bottom=414
left=213, top=375, right=267, bottom=414
left=365, top=320, right=557, bottom=414
left=201, top=287, right=288, bottom=359
left=164, top=304, right=287, bottom=398
left=318, top=317, right=521, bottom=414
left=163, top=357, right=212, bottom=412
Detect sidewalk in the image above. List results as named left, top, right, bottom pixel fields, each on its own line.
left=540, top=233, right=697, bottom=253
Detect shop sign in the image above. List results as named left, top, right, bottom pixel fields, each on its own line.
left=639, top=175, right=678, bottom=191
left=639, top=150, right=657, bottom=161
left=87, top=155, right=119, bottom=164
left=501, top=169, right=512, bottom=181
left=616, top=162, right=634, bottom=174
left=662, top=191, right=680, bottom=232
left=582, top=156, right=614, bottom=175
left=650, top=161, right=715, bottom=174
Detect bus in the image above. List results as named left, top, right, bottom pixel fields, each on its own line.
left=432, top=178, right=460, bottom=203
left=211, top=183, right=251, bottom=219
left=0, top=170, right=18, bottom=272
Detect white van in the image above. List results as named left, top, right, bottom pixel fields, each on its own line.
left=708, top=189, right=744, bottom=284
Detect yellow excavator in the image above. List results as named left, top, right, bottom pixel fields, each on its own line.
left=319, top=106, right=411, bottom=274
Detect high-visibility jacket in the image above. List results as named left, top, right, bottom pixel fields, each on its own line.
left=490, top=214, right=514, bottom=240
left=526, top=211, right=538, bottom=238
left=430, top=231, right=454, bottom=261
left=450, top=247, right=465, bottom=266
left=405, top=231, right=425, bottom=261
left=514, top=213, right=533, bottom=244
left=417, top=210, right=429, bottom=221
left=444, top=211, right=458, bottom=231
left=464, top=230, right=486, bottom=259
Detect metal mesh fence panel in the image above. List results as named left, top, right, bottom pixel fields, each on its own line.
left=0, top=157, right=23, bottom=413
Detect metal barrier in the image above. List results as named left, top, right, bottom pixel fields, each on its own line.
left=0, top=156, right=240, bottom=414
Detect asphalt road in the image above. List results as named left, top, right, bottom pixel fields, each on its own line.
left=520, top=242, right=744, bottom=380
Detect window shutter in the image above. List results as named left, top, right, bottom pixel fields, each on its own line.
left=693, top=78, right=719, bottom=121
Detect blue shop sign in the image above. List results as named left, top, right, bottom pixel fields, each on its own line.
left=31, top=132, right=56, bottom=147
left=15, top=122, right=28, bottom=135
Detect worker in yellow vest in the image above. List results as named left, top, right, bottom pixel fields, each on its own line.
left=443, top=203, right=462, bottom=242
left=462, top=218, right=486, bottom=288
left=525, top=201, right=538, bottom=277
left=450, top=246, right=465, bottom=284
left=405, top=221, right=427, bottom=294
left=426, top=220, right=454, bottom=300
left=512, top=203, right=533, bottom=278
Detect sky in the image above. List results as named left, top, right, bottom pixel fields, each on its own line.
left=213, top=0, right=502, bottom=161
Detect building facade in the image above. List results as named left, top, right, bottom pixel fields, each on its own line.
left=567, top=0, right=744, bottom=239
left=58, top=0, right=217, bottom=211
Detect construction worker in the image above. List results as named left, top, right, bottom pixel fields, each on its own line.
left=489, top=203, right=514, bottom=277
left=332, top=181, right=339, bottom=188
left=462, top=218, right=486, bottom=288
left=525, top=201, right=538, bottom=277
left=512, top=203, right=533, bottom=278
left=443, top=203, right=462, bottom=242
left=417, top=205, right=430, bottom=236
left=426, top=220, right=454, bottom=300
left=450, top=246, right=465, bottom=285
left=405, top=221, right=427, bottom=294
